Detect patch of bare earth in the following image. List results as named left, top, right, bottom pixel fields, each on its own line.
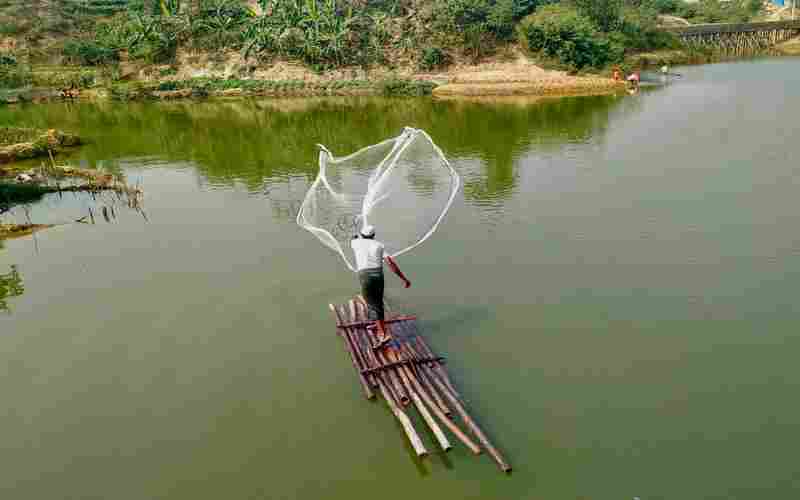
left=776, top=36, right=800, bottom=55
left=420, top=53, right=623, bottom=97
left=162, top=46, right=622, bottom=98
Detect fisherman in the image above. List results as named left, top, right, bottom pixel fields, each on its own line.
left=351, top=224, right=411, bottom=349
left=612, top=67, right=622, bottom=82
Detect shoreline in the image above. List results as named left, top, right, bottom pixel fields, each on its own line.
left=1, top=44, right=797, bottom=105
left=2, top=49, right=629, bottom=103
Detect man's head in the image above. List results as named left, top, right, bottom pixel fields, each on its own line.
left=360, top=224, right=376, bottom=239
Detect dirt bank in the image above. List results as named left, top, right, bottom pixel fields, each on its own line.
left=775, top=36, right=800, bottom=56
left=0, top=46, right=622, bottom=103
left=421, top=55, right=623, bottom=97
left=172, top=48, right=623, bottom=99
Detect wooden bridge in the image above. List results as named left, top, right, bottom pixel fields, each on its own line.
left=663, top=20, right=800, bottom=54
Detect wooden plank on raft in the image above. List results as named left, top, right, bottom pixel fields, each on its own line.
left=336, top=316, right=417, bottom=329
left=360, top=357, right=446, bottom=375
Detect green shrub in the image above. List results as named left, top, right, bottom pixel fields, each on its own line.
left=31, top=70, right=96, bottom=89
left=518, top=5, right=615, bottom=71
left=0, top=127, right=43, bottom=146
left=157, top=80, right=180, bottom=91
left=488, top=0, right=515, bottom=39
left=644, top=0, right=680, bottom=14
left=192, top=0, right=251, bottom=50
left=511, top=0, right=543, bottom=20
left=0, top=23, right=19, bottom=35
left=676, top=1, right=699, bottom=19
left=0, top=65, right=32, bottom=89
left=573, top=0, right=623, bottom=32
left=244, top=0, right=373, bottom=68
left=63, top=40, right=119, bottom=66
left=419, top=47, right=449, bottom=70
left=380, top=79, right=436, bottom=97
left=438, top=0, right=492, bottom=30
left=678, top=0, right=761, bottom=24
left=618, top=7, right=678, bottom=52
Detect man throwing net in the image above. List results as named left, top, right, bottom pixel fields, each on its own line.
left=297, top=127, right=459, bottom=345
left=351, top=224, right=411, bottom=349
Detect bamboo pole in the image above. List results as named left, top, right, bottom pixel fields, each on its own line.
left=376, top=338, right=450, bottom=451
left=394, top=325, right=452, bottom=418
left=425, top=366, right=512, bottom=472
left=395, top=362, right=452, bottom=452
left=339, top=301, right=426, bottom=456
left=409, top=352, right=453, bottom=419
left=373, top=346, right=411, bottom=406
left=350, top=313, right=402, bottom=408
left=381, top=300, right=463, bottom=409
left=411, top=336, right=463, bottom=403
left=335, top=305, right=377, bottom=389
left=378, top=336, right=479, bottom=454
left=398, top=363, right=482, bottom=455
left=352, top=300, right=410, bottom=406
left=379, top=371, right=401, bottom=409
left=378, top=375, right=428, bottom=457
left=357, top=301, right=413, bottom=409
left=329, top=304, right=374, bottom=400
left=411, top=332, right=464, bottom=402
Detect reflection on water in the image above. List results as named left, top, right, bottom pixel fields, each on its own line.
left=0, top=264, right=23, bottom=314
left=0, top=95, right=624, bottom=215
left=1, top=59, right=800, bottom=500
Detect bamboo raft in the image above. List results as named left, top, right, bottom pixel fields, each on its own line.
left=329, top=298, right=511, bottom=473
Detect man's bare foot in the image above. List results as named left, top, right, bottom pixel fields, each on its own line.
left=372, top=334, right=393, bottom=350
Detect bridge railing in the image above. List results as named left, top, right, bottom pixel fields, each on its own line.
left=661, top=20, right=800, bottom=35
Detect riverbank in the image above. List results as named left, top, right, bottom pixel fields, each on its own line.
left=0, top=127, right=81, bottom=166
left=776, top=36, right=800, bottom=55
left=6, top=43, right=790, bottom=104
left=1, top=47, right=629, bottom=102
left=0, top=129, right=144, bottom=240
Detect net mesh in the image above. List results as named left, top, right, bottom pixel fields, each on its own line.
left=297, top=127, right=460, bottom=272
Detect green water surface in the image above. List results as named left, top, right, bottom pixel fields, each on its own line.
left=1, top=58, right=799, bottom=500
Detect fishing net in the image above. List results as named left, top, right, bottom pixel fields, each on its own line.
left=297, top=127, right=460, bottom=272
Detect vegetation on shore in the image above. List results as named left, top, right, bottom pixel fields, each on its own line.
left=0, top=264, right=24, bottom=313
left=107, top=76, right=436, bottom=99
left=0, top=127, right=81, bottom=163
left=0, top=0, right=773, bottom=101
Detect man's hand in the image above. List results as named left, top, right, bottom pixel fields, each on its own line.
left=386, top=256, right=411, bottom=289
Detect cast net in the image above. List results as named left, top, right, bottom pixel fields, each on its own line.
left=297, top=127, right=460, bottom=272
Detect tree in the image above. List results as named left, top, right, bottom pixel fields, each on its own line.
left=572, top=0, right=623, bottom=31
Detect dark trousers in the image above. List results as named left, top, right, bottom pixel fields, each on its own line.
left=358, top=268, right=385, bottom=321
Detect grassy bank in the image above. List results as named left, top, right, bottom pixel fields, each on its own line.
left=0, top=1, right=718, bottom=102
left=107, top=77, right=438, bottom=100
left=0, top=1, right=784, bottom=103
left=0, top=127, right=81, bottom=165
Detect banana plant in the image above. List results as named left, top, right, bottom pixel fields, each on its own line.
left=159, top=0, right=181, bottom=16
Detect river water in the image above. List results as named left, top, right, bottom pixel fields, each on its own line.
left=1, top=58, right=799, bottom=499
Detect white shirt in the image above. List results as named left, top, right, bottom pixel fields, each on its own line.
left=351, top=238, right=385, bottom=271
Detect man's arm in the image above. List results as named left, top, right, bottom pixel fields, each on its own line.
left=385, top=256, right=411, bottom=288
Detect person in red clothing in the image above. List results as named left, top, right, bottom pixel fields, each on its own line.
left=351, top=224, right=411, bottom=349
left=627, top=71, right=640, bottom=88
